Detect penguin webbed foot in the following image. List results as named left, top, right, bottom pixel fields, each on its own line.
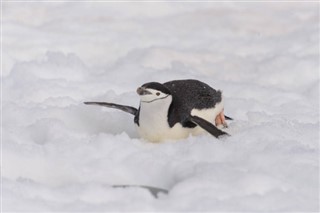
left=215, top=110, right=227, bottom=128
left=189, top=115, right=229, bottom=139
left=215, top=110, right=233, bottom=128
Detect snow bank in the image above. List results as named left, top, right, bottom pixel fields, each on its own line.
left=2, top=2, right=319, bottom=212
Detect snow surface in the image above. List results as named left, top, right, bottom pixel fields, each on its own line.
left=2, top=2, right=319, bottom=212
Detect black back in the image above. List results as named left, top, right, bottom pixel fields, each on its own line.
left=164, top=79, right=222, bottom=128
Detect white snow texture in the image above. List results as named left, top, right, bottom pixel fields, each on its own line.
left=2, top=2, right=319, bottom=212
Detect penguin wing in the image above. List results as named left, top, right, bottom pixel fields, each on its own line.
left=189, top=115, right=229, bottom=138
left=84, top=102, right=138, bottom=115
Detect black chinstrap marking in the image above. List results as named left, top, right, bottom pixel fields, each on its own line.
left=140, top=95, right=170, bottom=103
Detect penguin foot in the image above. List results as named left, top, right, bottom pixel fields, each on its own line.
left=215, top=110, right=228, bottom=128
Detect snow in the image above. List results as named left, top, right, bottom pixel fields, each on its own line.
left=2, top=2, right=319, bottom=212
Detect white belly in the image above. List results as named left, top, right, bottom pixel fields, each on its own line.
left=136, top=96, right=186, bottom=142
left=136, top=97, right=224, bottom=142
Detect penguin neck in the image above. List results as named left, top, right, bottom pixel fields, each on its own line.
left=139, top=95, right=172, bottom=119
left=137, top=95, right=173, bottom=141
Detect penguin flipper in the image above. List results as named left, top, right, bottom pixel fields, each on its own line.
left=189, top=115, right=229, bottom=138
left=84, top=102, right=137, bottom=115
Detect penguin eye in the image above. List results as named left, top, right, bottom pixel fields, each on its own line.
left=156, top=92, right=160, bottom=96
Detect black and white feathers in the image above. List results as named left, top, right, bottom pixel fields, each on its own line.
left=85, top=79, right=231, bottom=142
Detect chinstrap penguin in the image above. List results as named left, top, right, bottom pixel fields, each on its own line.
left=85, top=79, right=232, bottom=142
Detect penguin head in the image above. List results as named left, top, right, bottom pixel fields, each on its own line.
left=137, top=82, right=171, bottom=103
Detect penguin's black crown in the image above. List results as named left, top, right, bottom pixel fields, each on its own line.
left=141, top=82, right=171, bottom=95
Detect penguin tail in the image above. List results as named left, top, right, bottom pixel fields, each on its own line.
left=224, top=115, right=233, bottom=120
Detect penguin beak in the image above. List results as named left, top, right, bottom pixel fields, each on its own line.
left=137, top=87, right=152, bottom=96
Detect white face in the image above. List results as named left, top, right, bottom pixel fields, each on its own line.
left=137, top=87, right=170, bottom=103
